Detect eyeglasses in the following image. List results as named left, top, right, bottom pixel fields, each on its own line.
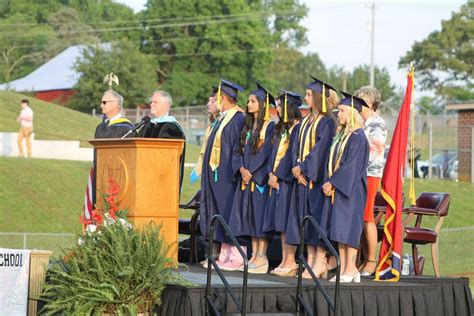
left=101, top=100, right=115, bottom=105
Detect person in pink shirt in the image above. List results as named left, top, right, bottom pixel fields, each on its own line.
left=17, top=99, right=33, bottom=158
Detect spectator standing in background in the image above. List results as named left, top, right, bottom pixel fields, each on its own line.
left=17, top=99, right=33, bottom=158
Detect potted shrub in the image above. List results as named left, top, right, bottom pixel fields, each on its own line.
left=40, top=179, right=186, bottom=314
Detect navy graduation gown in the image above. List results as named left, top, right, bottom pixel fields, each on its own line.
left=263, top=123, right=301, bottom=235
left=228, top=122, right=275, bottom=239
left=285, top=115, right=336, bottom=246
left=93, top=117, right=133, bottom=204
left=320, top=129, right=369, bottom=249
left=199, top=112, right=245, bottom=242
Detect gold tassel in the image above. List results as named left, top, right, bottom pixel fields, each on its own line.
left=241, top=181, right=246, bottom=191
left=309, top=181, right=313, bottom=190
left=264, top=92, right=270, bottom=121
left=351, top=96, right=355, bottom=126
left=331, top=189, right=335, bottom=204
left=217, top=82, right=222, bottom=112
left=251, top=182, right=255, bottom=192
left=283, top=93, right=288, bottom=123
left=322, top=83, right=327, bottom=113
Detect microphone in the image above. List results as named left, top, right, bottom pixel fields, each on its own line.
left=121, top=116, right=151, bottom=138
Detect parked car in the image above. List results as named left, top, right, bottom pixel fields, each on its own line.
left=418, top=151, right=458, bottom=180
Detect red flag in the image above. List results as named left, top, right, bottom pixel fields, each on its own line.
left=375, top=69, right=414, bottom=281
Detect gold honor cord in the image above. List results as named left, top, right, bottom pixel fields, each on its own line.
left=351, top=96, right=355, bottom=127
left=408, top=64, right=416, bottom=205
left=283, top=93, right=288, bottom=123
left=297, top=115, right=312, bottom=160
left=322, top=83, right=327, bottom=113
left=327, top=129, right=352, bottom=204
left=209, top=106, right=244, bottom=182
left=297, top=114, right=323, bottom=190
left=217, top=82, right=222, bottom=112
left=273, top=125, right=296, bottom=172
left=264, top=92, right=270, bottom=121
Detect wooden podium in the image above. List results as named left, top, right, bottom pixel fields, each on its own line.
left=89, top=138, right=184, bottom=261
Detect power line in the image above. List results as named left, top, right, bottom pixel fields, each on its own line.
left=0, top=9, right=302, bottom=29
left=0, top=10, right=298, bottom=38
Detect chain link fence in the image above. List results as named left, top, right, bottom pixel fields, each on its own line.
left=0, top=233, right=77, bottom=255
left=385, top=113, right=471, bottom=182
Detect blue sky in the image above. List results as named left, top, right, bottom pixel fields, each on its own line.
left=117, top=0, right=466, bottom=94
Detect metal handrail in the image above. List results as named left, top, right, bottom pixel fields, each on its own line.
left=296, top=215, right=340, bottom=316
left=205, top=215, right=249, bottom=316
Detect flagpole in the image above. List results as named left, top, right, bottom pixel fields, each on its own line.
left=409, top=63, right=416, bottom=206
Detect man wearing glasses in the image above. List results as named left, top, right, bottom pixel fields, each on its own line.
left=94, top=89, right=133, bottom=139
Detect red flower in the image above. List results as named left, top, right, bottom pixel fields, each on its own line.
left=80, top=177, right=125, bottom=229
left=107, top=178, right=121, bottom=196
left=91, top=208, right=103, bottom=225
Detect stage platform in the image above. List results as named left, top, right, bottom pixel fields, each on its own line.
left=157, top=265, right=473, bottom=316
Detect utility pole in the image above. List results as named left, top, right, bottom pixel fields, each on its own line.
left=369, top=2, right=375, bottom=87
left=342, top=72, right=348, bottom=91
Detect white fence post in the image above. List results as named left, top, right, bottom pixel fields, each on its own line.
left=23, top=233, right=27, bottom=249
left=428, top=123, right=433, bottom=179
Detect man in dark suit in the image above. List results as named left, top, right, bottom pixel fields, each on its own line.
left=139, top=90, right=186, bottom=192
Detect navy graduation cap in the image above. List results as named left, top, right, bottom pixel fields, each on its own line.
left=307, top=76, right=338, bottom=96
left=250, top=82, right=275, bottom=121
left=278, top=89, right=303, bottom=123
left=210, top=85, right=218, bottom=97
left=218, top=78, right=245, bottom=100
left=278, top=89, right=303, bottom=108
left=340, top=91, right=369, bottom=113
left=251, top=82, right=276, bottom=105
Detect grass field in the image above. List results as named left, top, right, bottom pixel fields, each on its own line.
left=0, top=91, right=99, bottom=142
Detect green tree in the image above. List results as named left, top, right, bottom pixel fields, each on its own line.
left=65, top=0, right=140, bottom=42
left=0, top=13, right=53, bottom=83
left=45, top=7, right=99, bottom=58
left=417, top=96, right=443, bottom=115
left=71, top=40, right=157, bottom=112
left=347, top=65, right=395, bottom=101
left=399, top=2, right=474, bottom=100
left=268, top=49, right=326, bottom=93
left=0, top=0, right=62, bottom=22
left=0, top=0, right=139, bottom=83
left=140, top=0, right=307, bottom=106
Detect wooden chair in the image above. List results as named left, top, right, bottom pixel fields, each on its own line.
left=403, top=192, right=450, bottom=277
left=178, top=190, right=201, bottom=264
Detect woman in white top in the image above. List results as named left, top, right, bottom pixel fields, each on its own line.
left=355, top=86, right=387, bottom=276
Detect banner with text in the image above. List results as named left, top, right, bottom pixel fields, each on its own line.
left=0, top=248, right=31, bottom=315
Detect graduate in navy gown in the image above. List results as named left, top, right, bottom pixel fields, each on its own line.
left=286, top=77, right=338, bottom=279
left=224, top=83, right=275, bottom=272
left=198, top=78, right=245, bottom=267
left=263, top=90, right=303, bottom=277
left=189, top=86, right=220, bottom=268
left=321, top=92, right=370, bottom=283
